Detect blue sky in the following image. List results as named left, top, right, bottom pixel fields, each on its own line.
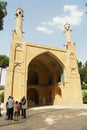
left=0, top=0, right=87, bottom=64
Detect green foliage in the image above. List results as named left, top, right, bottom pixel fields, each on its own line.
left=0, top=85, right=4, bottom=90
left=0, top=55, right=9, bottom=68
left=81, top=84, right=87, bottom=90
left=78, top=61, right=83, bottom=84
left=78, top=60, right=87, bottom=103
left=0, top=92, right=4, bottom=102
left=0, top=1, right=7, bottom=30
left=82, top=91, right=87, bottom=104
left=86, top=3, right=87, bottom=14
left=78, top=61, right=87, bottom=85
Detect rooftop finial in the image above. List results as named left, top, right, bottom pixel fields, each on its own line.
left=64, top=23, right=72, bottom=43
left=15, top=8, right=23, bottom=33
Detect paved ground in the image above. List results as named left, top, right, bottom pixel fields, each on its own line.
left=0, top=105, right=87, bottom=130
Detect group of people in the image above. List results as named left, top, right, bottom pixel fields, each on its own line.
left=6, top=96, right=27, bottom=121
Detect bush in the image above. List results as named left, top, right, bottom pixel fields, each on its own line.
left=81, top=84, right=87, bottom=89
left=0, top=92, right=4, bottom=103
left=82, top=91, right=87, bottom=104
left=0, top=85, right=5, bottom=90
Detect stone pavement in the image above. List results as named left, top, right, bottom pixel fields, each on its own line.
left=0, top=105, right=87, bottom=130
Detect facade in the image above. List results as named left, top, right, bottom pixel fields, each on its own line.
left=5, top=8, right=82, bottom=107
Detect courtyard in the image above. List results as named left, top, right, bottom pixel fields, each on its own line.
left=0, top=105, right=87, bottom=130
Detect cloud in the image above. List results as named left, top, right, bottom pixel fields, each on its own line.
left=36, top=26, right=53, bottom=34
left=36, top=5, right=83, bottom=33
left=64, top=5, right=83, bottom=25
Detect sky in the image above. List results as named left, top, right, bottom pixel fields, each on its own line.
left=0, top=0, right=87, bottom=84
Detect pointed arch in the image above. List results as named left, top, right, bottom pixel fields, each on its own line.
left=27, top=51, right=65, bottom=85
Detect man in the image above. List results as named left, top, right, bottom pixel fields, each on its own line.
left=22, top=96, right=27, bottom=119
left=7, top=96, right=14, bottom=120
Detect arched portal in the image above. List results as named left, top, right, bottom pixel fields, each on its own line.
left=27, top=51, right=64, bottom=107
left=28, top=71, right=39, bottom=85
left=27, top=88, right=39, bottom=107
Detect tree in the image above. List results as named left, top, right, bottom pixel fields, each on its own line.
left=0, top=55, right=9, bottom=84
left=78, top=61, right=84, bottom=84
left=78, top=61, right=87, bottom=85
left=82, top=91, right=87, bottom=104
left=0, top=85, right=4, bottom=90
left=0, top=91, right=4, bottom=102
left=78, top=61, right=87, bottom=103
left=82, top=61, right=87, bottom=84
left=0, top=1, right=7, bottom=30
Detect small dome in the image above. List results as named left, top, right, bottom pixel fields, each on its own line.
left=16, top=8, right=23, bottom=17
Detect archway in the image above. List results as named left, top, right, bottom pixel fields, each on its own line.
left=27, top=51, right=64, bottom=106
left=27, top=88, right=39, bottom=106
left=27, top=71, right=38, bottom=85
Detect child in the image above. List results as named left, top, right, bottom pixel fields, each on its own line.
left=14, top=101, right=19, bottom=121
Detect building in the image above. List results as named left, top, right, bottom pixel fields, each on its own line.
left=5, top=8, right=82, bottom=107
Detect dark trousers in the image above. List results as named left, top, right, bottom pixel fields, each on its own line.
left=6, top=108, right=9, bottom=116
left=21, top=108, right=23, bottom=116
left=22, top=109, right=26, bottom=118
left=8, top=107, right=13, bottom=120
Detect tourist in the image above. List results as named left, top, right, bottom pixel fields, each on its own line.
left=20, top=99, right=23, bottom=116
left=14, top=101, right=19, bottom=121
left=18, top=101, right=21, bottom=116
left=7, top=96, right=14, bottom=120
left=5, top=98, right=9, bottom=119
left=21, top=96, right=27, bottom=119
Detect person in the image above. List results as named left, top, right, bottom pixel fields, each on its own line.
left=7, top=96, right=14, bottom=120
left=18, top=102, right=21, bottom=116
left=20, top=99, right=23, bottom=116
left=14, top=101, right=19, bottom=121
left=21, top=96, right=27, bottom=119
left=5, top=98, right=9, bottom=119
left=0, top=102, right=2, bottom=116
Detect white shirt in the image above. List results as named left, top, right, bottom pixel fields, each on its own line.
left=7, top=98, right=14, bottom=108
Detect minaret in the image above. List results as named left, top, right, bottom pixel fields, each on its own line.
left=64, top=23, right=72, bottom=43
left=64, top=23, right=82, bottom=104
left=15, top=8, right=23, bottom=33
left=6, top=8, right=25, bottom=98
left=10, top=8, right=24, bottom=66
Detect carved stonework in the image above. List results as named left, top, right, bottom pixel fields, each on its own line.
left=15, top=8, right=23, bottom=33
left=4, top=8, right=82, bottom=107
left=64, top=23, right=72, bottom=43
left=64, top=23, right=70, bottom=31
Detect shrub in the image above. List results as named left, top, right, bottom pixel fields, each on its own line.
left=0, top=92, right=4, bottom=103
left=0, top=85, right=5, bottom=90
left=82, top=91, right=87, bottom=104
